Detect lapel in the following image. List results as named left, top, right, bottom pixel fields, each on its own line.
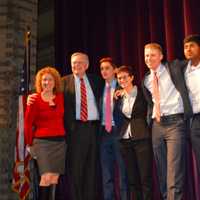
left=115, top=95, right=123, bottom=115
left=144, top=70, right=150, bottom=78
left=98, top=82, right=105, bottom=120
left=113, top=82, right=119, bottom=108
left=130, top=89, right=138, bottom=118
left=69, top=74, right=75, bottom=93
left=182, top=60, right=189, bottom=73
left=66, top=74, right=76, bottom=117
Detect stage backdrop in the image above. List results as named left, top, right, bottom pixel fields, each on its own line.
left=54, top=0, right=200, bottom=82
left=54, top=0, right=200, bottom=199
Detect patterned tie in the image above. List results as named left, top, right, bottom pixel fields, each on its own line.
left=80, top=78, right=88, bottom=121
left=152, top=72, right=161, bottom=122
left=105, top=84, right=112, bottom=132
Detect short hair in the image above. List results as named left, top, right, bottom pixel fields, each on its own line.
left=35, top=66, right=62, bottom=93
left=184, top=34, right=200, bottom=46
left=144, top=43, right=163, bottom=53
left=116, top=65, right=134, bottom=77
left=71, top=52, right=89, bottom=64
left=99, top=57, right=117, bottom=68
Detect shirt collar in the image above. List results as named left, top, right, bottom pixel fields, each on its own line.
left=105, top=78, right=117, bottom=88
left=74, top=74, right=87, bottom=82
left=150, top=63, right=165, bottom=77
left=187, top=60, right=200, bottom=72
left=124, top=85, right=137, bottom=98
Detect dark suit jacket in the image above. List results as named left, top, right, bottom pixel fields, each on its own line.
left=98, top=82, right=124, bottom=137
left=176, top=59, right=189, bottom=73
left=141, top=60, right=193, bottom=123
left=62, top=73, right=103, bottom=135
left=114, top=87, right=151, bottom=140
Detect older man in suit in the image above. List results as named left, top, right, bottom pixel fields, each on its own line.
left=142, top=43, right=192, bottom=200
left=62, top=52, right=102, bottom=200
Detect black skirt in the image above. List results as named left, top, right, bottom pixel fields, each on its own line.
left=30, top=137, right=66, bottom=175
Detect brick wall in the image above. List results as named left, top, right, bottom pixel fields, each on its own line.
left=0, top=0, right=37, bottom=199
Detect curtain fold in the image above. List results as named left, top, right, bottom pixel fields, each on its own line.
left=54, top=1, right=200, bottom=199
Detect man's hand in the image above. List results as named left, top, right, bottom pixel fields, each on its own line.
left=27, top=93, right=38, bottom=106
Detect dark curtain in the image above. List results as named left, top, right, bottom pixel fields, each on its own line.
left=54, top=0, right=200, bottom=81
left=54, top=0, right=200, bottom=199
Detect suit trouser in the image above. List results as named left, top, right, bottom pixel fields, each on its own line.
left=120, top=138, right=153, bottom=200
left=67, top=121, right=98, bottom=200
left=100, top=126, right=129, bottom=200
left=190, top=114, right=200, bottom=176
left=152, top=115, right=187, bottom=200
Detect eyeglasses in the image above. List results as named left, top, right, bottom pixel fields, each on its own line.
left=117, top=75, right=130, bottom=81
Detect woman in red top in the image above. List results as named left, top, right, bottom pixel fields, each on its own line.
left=25, top=66, right=66, bottom=200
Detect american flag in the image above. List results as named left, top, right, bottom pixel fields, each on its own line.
left=12, top=30, right=31, bottom=200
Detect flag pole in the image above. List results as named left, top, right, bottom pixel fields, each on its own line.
left=12, top=27, right=33, bottom=200
left=25, top=26, right=31, bottom=94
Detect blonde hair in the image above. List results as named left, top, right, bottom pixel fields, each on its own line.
left=35, top=66, right=62, bottom=93
left=144, top=43, right=163, bottom=53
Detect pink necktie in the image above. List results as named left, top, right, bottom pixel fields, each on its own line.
left=80, top=78, right=88, bottom=121
left=105, top=84, right=112, bottom=132
left=152, top=72, right=161, bottom=122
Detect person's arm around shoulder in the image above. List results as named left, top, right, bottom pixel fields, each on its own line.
left=24, top=94, right=38, bottom=146
left=167, top=59, right=188, bottom=73
left=55, top=92, right=64, bottom=112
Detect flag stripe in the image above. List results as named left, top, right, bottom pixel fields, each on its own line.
left=12, top=32, right=31, bottom=200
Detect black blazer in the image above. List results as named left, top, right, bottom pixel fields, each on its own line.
left=115, top=87, right=151, bottom=140
left=176, top=59, right=189, bottom=73
left=62, top=73, right=103, bottom=134
left=141, top=60, right=193, bottom=123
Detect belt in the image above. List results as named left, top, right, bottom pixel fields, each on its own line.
left=75, top=120, right=99, bottom=125
left=120, top=138, right=134, bottom=142
left=101, top=125, right=116, bottom=133
left=156, top=113, right=184, bottom=123
left=101, top=125, right=115, bottom=128
left=194, top=113, right=200, bottom=117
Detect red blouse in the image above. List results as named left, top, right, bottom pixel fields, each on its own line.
left=24, top=93, right=65, bottom=145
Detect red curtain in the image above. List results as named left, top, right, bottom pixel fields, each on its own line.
left=54, top=0, right=200, bottom=199
left=55, top=0, right=200, bottom=81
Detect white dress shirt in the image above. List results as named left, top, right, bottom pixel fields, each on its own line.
left=185, top=60, right=200, bottom=114
left=74, top=74, right=99, bottom=120
left=144, top=64, right=184, bottom=118
left=122, top=86, right=137, bottom=139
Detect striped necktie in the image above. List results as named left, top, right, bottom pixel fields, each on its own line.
left=80, top=78, right=88, bottom=121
